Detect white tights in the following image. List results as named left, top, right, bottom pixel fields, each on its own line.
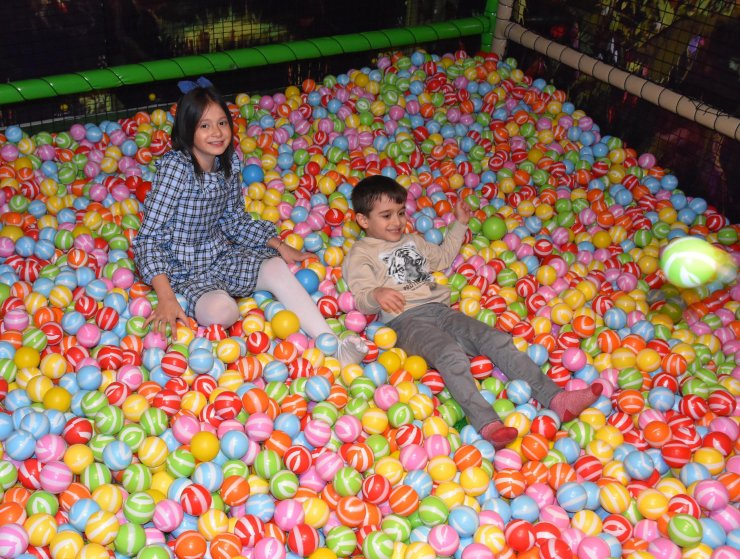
left=194, top=257, right=334, bottom=337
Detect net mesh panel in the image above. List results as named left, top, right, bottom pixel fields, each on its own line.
left=0, top=0, right=481, bottom=130
left=506, top=0, right=739, bottom=221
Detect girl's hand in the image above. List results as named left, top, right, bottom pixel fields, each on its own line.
left=278, top=243, right=314, bottom=266
left=144, top=294, right=188, bottom=340
left=454, top=198, right=473, bottom=225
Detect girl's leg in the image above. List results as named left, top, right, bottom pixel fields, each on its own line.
left=194, top=290, right=240, bottom=327
left=256, top=257, right=367, bottom=365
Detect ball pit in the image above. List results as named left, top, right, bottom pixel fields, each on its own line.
left=0, top=48, right=739, bottom=559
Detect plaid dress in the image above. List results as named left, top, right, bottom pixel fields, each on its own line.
left=133, top=149, right=278, bottom=314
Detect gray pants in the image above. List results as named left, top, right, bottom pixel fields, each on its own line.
left=388, top=303, right=562, bottom=430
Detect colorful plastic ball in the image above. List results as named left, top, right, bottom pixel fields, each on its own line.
left=189, top=431, right=219, bottom=462
left=660, top=237, right=724, bottom=288
left=667, top=514, right=703, bottom=546
left=481, top=216, right=507, bottom=241
left=271, top=309, right=301, bottom=339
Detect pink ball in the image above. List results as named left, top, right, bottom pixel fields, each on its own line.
left=112, top=268, right=134, bottom=289
left=710, top=504, right=740, bottom=531
left=273, top=499, right=305, bottom=531
left=254, top=537, right=286, bottom=559
left=461, top=543, right=494, bottom=559
left=577, top=536, right=610, bottom=559
left=648, top=538, right=682, bottom=559
left=152, top=499, right=184, bottom=532
left=313, top=451, right=343, bottom=481
left=633, top=519, right=659, bottom=541
left=303, top=419, right=331, bottom=447
left=399, top=444, right=428, bottom=471
left=712, top=547, right=740, bottom=559
left=35, top=434, right=67, bottom=463
left=117, top=365, right=144, bottom=390
left=525, top=483, right=554, bottom=508
left=333, top=415, right=362, bottom=443
left=694, top=480, right=729, bottom=511
left=0, top=523, right=29, bottom=558
left=337, top=292, right=357, bottom=313
left=144, top=527, right=167, bottom=545
left=540, top=505, right=570, bottom=529
left=0, top=238, right=15, bottom=258
left=298, top=467, right=326, bottom=492
left=562, top=347, right=587, bottom=371
left=561, top=528, right=585, bottom=553
left=172, top=415, right=200, bottom=444
left=76, top=323, right=101, bottom=348
left=493, top=449, right=522, bottom=471
left=424, top=434, right=450, bottom=459
left=428, top=525, right=460, bottom=556
left=39, top=461, right=72, bottom=493
left=343, top=310, right=366, bottom=332
left=373, top=384, right=399, bottom=410
left=245, top=412, right=274, bottom=442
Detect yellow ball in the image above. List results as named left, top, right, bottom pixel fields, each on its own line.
left=374, top=326, right=398, bottom=350
left=435, top=481, right=466, bottom=509
left=271, top=309, right=301, bottom=339
left=302, top=496, right=330, bottom=528
left=43, top=386, right=72, bottom=411
left=361, top=407, right=389, bottom=435
left=309, top=549, right=338, bottom=559
left=474, top=525, right=506, bottom=554
left=49, top=530, right=84, bottom=559
left=636, top=488, right=669, bottom=520
left=197, top=508, right=228, bottom=540
left=84, top=510, right=118, bottom=545
left=216, top=338, right=242, bottom=363
left=427, top=456, right=457, bottom=483
left=403, top=355, right=428, bottom=380
left=91, top=483, right=124, bottom=513
left=190, top=431, right=220, bottom=462
left=64, top=444, right=94, bottom=475
left=76, top=543, right=111, bottom=559
left=377, top=351, right=402, bottom=375
left=25, top=512, right=58, bottom=547
left=599, top=481, right=631, bottom=514
left=374, top=457, right=404, bottom=485
left=138, top=437, right=169, bottom=468
left=14, top=346, right=41, bottom=368
left=26, top=375, right=54, bottom=402
left=122, top=393, right=150, bottom=422
left=459, top=466, right=490, bottom=496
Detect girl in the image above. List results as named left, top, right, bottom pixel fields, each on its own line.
left=132, top=83, right=368, bottom=366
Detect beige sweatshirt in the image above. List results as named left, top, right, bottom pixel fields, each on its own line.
left=342, top=221, right=468, bottom=323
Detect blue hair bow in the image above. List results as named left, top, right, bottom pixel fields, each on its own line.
left=177, top=76, right=214, bottom=94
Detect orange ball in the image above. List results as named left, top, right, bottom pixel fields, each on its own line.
left=643, top=421, right=672, bottom=448
left=174, top=531, right=208, bottom=559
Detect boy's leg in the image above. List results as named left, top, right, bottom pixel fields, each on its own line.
left=389, top=304, right=500, bottom=431
left=440, top=308, right=601, bottom=420
left=255, top=258, right=367, bottom=365
left=438, top=307, right=561, bottom=407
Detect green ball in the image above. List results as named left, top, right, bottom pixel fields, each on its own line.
left=26, top=490, right=58, bottom=515
left=492, top=398, right=515, bottom=419
left=119, top=424, right=147, bottom=452
left=123, top=491, right=156, bottom=524
left=326, top=525, right=357, bottom=557
left=122, top=464, right=152, bottom=493
left=387, top=402, right=414, bottom=427
left=717, top=226, right=738, bottom=245
left=660, top=237, right=722, bottom=288
left=139, top=408, right=168, bottom=436
left=166, top=448, right=196, bottom=478
left=417, top=495, right=449, bottom=526
left=667, top=513, right=703, bottom=546
left=222, top=459, right=249, bottom=479
left=136, top=545, right=171, bottom=559
left=115, top=522, right=146, bottom=555
left=481, top=216, right=507, bottom=241
left=94, top=405, right=124, bottom=435
left=80, top=463, right=112, bottom=491
left=380, top=514, right=411, bottom=541
left=333, top=466, right=363, bottom=497
left=567, top=421, right=595, bottom=448
left=253, top=449, right=282, bottom=479
left=269, top=469, right=298, bottom=499
left=0, top=461, right=18, bottom=489
left=362, top=531, right=394, bottom=559
left=364, top=434, right=390, bottom=459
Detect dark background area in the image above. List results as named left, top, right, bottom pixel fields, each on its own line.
left=0, top=0, right=737, bottom=221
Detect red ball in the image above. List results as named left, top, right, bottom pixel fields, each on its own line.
left=708, top=390, right=736, bottom=416
left=246, top=331, right=271, bottom=354
left=284, top=446, right=312, bottom=474
left=505, top=519, right=535, bottom=552
left=661, top=440, right=693, bottom=469
left=180, top=484, right=212, bottom=516
left=62, top=417, right=93, bottom=445
left=161, top=351, right=188, bottom=377
left=287, top=524, right=320, bottom=557
left=234, top=514, right=264, bottom=546
left=362, top=474, right=391, bottom=504
left=602, top=513, right=633, bottom=543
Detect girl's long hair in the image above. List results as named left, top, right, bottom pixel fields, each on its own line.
left=171, top=86, right=235, bottom=178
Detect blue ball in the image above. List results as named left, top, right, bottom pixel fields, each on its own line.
left=556, top=482, right=588, bottom=513
left=69, top=498, right=101, bottom=531
left=510, top=495, right=540, bottom=522
left=448, top=505, right=479, bottom=537
left=305, top=375, right=331, bottom=402
left=244, top=493, right=276, bottom=521
left=4, top=429, right=37, bottom=460
left=102, top=440, right=133, bottom=471
left=188, top=348, right=215, bottom=374
left=506, top=380, right=531, bottom=405
left=623, top=450, right=655, bottom=480
left=242, top=164, right=264, bottom=185
left=295, top=268, right=320, bottom=293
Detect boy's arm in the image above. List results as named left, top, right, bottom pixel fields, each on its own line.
left=417, top=220, right=468, bottom=271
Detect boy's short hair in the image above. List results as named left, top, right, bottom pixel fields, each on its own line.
left=351, top=175, right=407, bottom=216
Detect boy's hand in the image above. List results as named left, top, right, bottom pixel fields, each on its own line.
left=454, top=198, right=473, bottom=225
left=373, top=287, right=406, bottom=314
left=278, top=243, right=314, bottom=266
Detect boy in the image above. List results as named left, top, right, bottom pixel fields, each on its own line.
left=343, top=176, right=602, bottom=449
